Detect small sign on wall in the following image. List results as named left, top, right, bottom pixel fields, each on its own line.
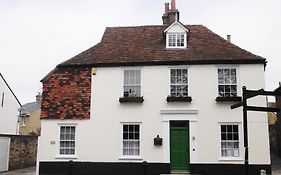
left=154, top=135, right=162, bottom=146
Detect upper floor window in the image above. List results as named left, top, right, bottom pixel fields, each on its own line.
left=218, top=68, right=237, bottom=97
left=123, top=69, right=141, bottom=97
left=220, top=124, right=240, bottom=157
left=167, top=33, right=186, bottom=48
left=170, top=68, right=188, bottom=97
left=59, top=125, right=76, bottom=155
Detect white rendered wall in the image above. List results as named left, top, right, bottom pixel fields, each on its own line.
left=39, top=64, right=269, bottom=165
left=0, top=78, right=20, bottom=135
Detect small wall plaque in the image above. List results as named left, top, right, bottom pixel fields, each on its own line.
left=154, top=135, right=162, bottom=146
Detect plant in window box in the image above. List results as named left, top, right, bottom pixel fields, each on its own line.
left=119, top=94, right=144, bottom=103
left=215, top=95, right=242, bottom=102
left=124, top=91, right=129, bottom=98
left=166, top=95, right=192, bottom=102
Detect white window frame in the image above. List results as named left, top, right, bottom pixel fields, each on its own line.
left=169, top=67, right=189, bottom=97
left=217, top=67, right=238, bottom=97
left=122, top=68, right=142, bottom=98
left=56, top=123, right=77, bottom=159
left=166, top=32, right=187, bottom=49
left=119, top=122, right=142, bottom=160
left=218, top=123, right=243, bottom=161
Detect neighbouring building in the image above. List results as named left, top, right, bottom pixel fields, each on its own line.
left=0, top=73, right=21, bottom=135
left=19, top=93, right=42, bottom=135
left=38, top=1, right=271, bottom=175
left=0, top=73, right=21, bottom=172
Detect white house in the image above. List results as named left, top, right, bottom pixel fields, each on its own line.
left=0, top=73, right=21, bottom=172
left=0, top=73, right=21, bottom=135
left=38, top=1, right=270, bottom=175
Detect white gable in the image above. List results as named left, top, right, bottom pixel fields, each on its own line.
left=164, top=21, right=188, bottom=33
left=0, top=74, right=21, bottom=134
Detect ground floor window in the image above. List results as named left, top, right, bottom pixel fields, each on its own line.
left=122, top=124, right=140, bottom=156
left=59, top=125, right=76, bottom=155
left=220, top=124, right=239, bottom=157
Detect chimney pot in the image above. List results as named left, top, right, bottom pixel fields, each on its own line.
left=36, top=93, right=42, bottom=102
left=227, top=35, right=231, bottom=43
left=171, top=0, right=176, bottom=10
left=165, top=3, right=169, bottom=15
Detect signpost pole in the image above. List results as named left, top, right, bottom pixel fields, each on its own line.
left=242, top=86, right=249, bottom=175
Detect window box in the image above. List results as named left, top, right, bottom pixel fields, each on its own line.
left=216, top=96, right=242, bottom=102
left=119, top=97, right=144, bottom=103
left=167, top=96, right=192, bottom=102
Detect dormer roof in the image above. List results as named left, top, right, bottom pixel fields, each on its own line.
left=164, top=21, right=189, bottom=33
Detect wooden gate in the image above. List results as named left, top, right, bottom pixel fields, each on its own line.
left=0, top=137, right=10, bottom=172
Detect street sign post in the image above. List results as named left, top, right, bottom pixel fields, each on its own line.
left=230, top=86, right=280, bottom=175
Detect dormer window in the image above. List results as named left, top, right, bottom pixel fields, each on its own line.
left=164, top=21, right=188, bottom=49
left=167, top=33, right=186, bottom=48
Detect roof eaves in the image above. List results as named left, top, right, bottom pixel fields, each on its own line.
left=40, top=67, right=58, bottom=83
left=57, top=58, right=266, bottom=68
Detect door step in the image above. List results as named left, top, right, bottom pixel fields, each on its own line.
left=161, top=174, right=200, bottom=175
left=160, top=174, right=189, bottom=175
left=161, top=174, right=190, bottom=175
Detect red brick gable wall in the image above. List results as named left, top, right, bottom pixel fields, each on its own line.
left=41, top=67, right=91, bottom=119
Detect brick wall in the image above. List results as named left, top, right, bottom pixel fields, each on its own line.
left=41, top=67, right=91, bottom=119
left=0, top=134, right=38, bottom=170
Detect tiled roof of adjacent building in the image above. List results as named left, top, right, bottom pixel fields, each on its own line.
left=59, top=25, right=265, bottom=67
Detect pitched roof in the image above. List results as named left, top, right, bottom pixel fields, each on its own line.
left=20, top=101, right=41, bottom=115
left=0, top=73, right=21, bottom=106
left=59, top=25, right=265, bottom=67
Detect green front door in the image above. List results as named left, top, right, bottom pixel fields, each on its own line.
left=170, top=121, right=190, bottom=173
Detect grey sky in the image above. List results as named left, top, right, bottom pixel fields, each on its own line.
left=0, top=0, right=280, bottom=104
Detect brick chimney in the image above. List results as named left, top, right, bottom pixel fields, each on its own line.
left=162, top=0, right=180, bottom=25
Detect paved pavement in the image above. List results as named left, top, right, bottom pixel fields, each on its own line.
left=0, top=166, right=35, bottom=175
left=0, top=156, right=280, bottom=175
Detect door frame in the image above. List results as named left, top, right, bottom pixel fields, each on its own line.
left=161, top=110, right=198, bottom=166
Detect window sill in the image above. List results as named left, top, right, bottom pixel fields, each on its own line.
left=119, top=156, right=143, bottom=160
left=55, top=155, right=77, bottom=159
left=167, top=96, right=192, bottom=102
left=216, top=96, right=242, bottom=102
left=218, top=157, right=243, bottom=161
left=166, top=47, right=187, bottom=49
left=119, top=97, right=144, bottom=103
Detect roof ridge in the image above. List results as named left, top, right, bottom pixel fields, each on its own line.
left=105, top=24, right=204, bottom=29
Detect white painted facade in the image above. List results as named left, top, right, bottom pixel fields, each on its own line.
left=0, top=74, right=20, bottom=135
left=38, top=64, right=270, bottom=165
